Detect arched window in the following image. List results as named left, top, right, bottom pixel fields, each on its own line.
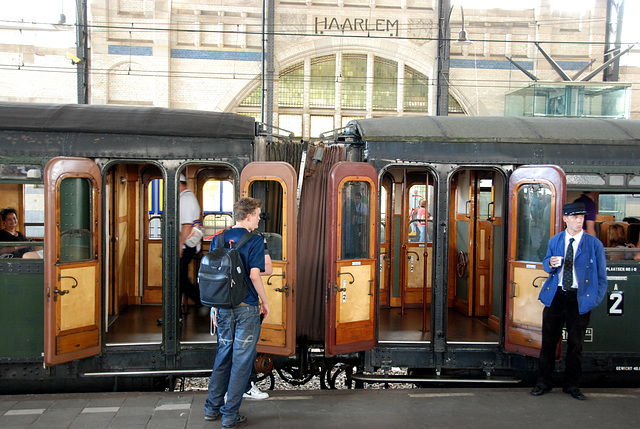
left=236, top=53, right=442, bottom=139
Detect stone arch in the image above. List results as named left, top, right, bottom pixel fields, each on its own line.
left=225, top=38, right=438, bottom=115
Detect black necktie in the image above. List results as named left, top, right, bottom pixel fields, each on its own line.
left=563, top=238, right=575, bottom=291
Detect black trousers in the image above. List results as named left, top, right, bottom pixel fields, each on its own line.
left=180, top=245, right=201, bottom=306
left=537, top=288, right=590, bottom=389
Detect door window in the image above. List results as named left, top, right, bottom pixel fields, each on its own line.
left=59, top=178, right=93, bottom=263
left=516, top=184, right=553, bottom=263
left=341, top=181, right=371, bottom=260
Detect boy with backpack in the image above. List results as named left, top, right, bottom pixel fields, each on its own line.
left=203, top=197, right=270, bottom=429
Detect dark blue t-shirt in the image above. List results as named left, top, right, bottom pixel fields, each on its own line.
left=220, top=228, right=265, bottom=306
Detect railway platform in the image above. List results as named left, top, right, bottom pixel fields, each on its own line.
left=1, top=386, right=640, bottom=428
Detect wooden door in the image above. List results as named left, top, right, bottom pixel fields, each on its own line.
left=505, top=165, right=565, bottom=356
left=325, top=162, right=378, bottom=356
left=241, top=162, right=297, bottom=356
left=44, top=157, right=101, bottom=365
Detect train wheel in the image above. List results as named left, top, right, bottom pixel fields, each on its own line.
left=321, top=363, right=357, bottom=389
left=276, top=365, right=315, bottom=386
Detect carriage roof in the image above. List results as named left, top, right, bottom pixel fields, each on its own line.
left=349, top=116, right=640, bottom=146
left=0, top=102, right=256, bottom=139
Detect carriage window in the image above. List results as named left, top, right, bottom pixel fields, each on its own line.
left=599, top=193, right=640, bottom=261
left=24, top=184, right=45, bottom=238
left=380, top=186, right=387, bottom=244
left=202, top=180, right=234, bottom=242
left=407, top=183, right=433, bottom=243
left=59, top=178, right=93, bottom=262
left=0, top=164, right=42, bottom=180
left=148, top=179, right=163, bottom=239
left=249, top=180, right=284, bottom=261
left=478, top=179, right=494, bottom=221
left=341, top=181, right=371, bottom=259
left=516, top=184, right=552, bottom=262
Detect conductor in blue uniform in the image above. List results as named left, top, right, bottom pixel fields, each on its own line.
left=530, top=202, right=607, bottom=400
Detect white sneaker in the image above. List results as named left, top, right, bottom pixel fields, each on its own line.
left=243, top=382, right=269, bottom=400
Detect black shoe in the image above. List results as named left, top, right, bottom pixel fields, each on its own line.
left=222, top=415, right=248, bottom=429
left=530, top=385, right=552, bottom=396
left=563, top=387, right=586, bottom=400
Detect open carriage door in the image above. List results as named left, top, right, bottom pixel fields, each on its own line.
left=326, top=162, right=378, bottom=356
left=241, top=162, right=297, bottom=356
left=44, top=157, right=102, bottom=365
left=505, top=165, right=565, bottom=356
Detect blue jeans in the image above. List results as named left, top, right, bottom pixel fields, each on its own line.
left=418, top=225, right=426, bottom=242
left=205, top=305, right=261, bottom=425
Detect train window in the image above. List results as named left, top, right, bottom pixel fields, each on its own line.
left=59, top=178, right=93, bottom=262
left=407, top=183, right=433, bottom=243
left=516, top=184, right=553, bottom=262
left=0, top=164, right=41, bottom=180
left=478, top=179, right=494, bottom=220
left=598, top=194, right=640, bottom=223
left=202, top=180, right=233, bottom=213
left=341, top=181, right=371, bottom=260
left=24, top=184, right=44, bottom=237
left=202, top=179, right=234, bottom=242
left=380, top=186, right=387, bottom=243
left=248, top=180, right=284, bottom=261
left=148, top=178, right=163, bottom=239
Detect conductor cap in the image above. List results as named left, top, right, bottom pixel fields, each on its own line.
left=563, top=202, right=587, bottom=216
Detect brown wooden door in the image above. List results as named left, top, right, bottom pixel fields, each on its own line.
left=325, top=162, right=378, bottom=356
left=143, top=177, right=163, bottom=304
left=474, top=219, right=493, bottom=317
left=44, top=157, right=102, bottom=366
left=505, top=165, right=565, bottom=357
left=241, top=162, right=297, bottom=356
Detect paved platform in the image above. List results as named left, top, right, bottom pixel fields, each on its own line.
left=1, top=387, right=640, bottom=428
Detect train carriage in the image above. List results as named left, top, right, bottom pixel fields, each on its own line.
left=2, top=101, right=640, bottom=393
left=0, top=102, right=299, bottom=392
left=323, top=116, right=640, bottom=384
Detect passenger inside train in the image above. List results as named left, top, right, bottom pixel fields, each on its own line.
left=572, top=192, right=640, bottom=262
left=0, top=207, right=42, bottom=259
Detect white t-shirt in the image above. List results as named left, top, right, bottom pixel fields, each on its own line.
left=180, top=188, right=202, bottom=252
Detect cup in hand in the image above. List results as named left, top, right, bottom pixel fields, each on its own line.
left=551, top=256, right=563, bottom=268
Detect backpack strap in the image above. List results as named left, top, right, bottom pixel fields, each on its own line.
left=215, top=228, right=253, bottom=250
left=233, top=230, right=254, bottom=249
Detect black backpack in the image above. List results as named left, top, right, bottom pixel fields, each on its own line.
left=198, top=229, right=253, bottom=308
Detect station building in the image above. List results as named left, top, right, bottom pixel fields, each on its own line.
left=1, top=0, right=639, bottom=139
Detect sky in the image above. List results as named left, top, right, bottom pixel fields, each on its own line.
left=1, top=0, right=76, bottom=24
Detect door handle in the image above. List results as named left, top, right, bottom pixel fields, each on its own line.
left=274, top=283, right=289, bottom=297
left=54, top=274, right=78, bottom=301
left=267, top=272, right=285, bottom=285
left=334, top=271, right=355, bottom=295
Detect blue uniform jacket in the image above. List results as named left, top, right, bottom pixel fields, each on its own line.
left=540, top=231, right=608, bottom=314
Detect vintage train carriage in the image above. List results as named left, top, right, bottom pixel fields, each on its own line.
left=0, top=102, right=299, bottom=393
left=3, top=101, right=640, bottom=393
left=315, top=116, right=640, bottom=384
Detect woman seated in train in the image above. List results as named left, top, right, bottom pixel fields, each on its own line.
left=0, top=208, right=41, bottom=259
left=606, top=223, right=636, bottom=261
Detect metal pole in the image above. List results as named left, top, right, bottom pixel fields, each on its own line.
left=76, top=0, right=88, bottom=104
left=436, top=0, right=451, bottom=116
left=603, top=0, right=625, bottom=82
left=265, top=0, right=275, bottom=130
left=261, top=0, right=265, bottom=123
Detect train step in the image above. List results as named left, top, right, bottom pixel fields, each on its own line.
left=351, top=373, right=521, bottom=385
